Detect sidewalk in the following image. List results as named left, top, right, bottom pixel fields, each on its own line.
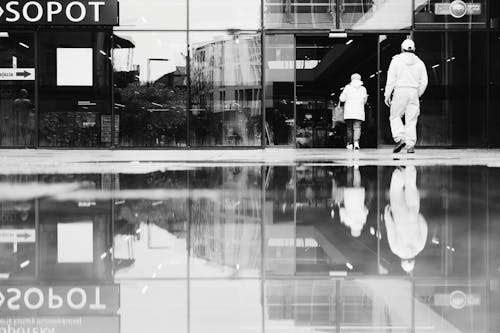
left=1, top=148, right=500, bottom=170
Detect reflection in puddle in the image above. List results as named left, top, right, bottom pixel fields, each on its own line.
left=0, top=165, right=499, bottom=332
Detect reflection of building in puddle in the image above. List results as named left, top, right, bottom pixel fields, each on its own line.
left=265, top=279, right=413, bottom=331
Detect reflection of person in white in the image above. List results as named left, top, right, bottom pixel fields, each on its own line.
left=384, top=39, right=428, bottom=154
left=334, top=166, right=369, bottom=237
left=384, top=166, right=428, bottom=273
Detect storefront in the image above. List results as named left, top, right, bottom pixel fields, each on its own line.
left=0, top=0, right=498, bottom=149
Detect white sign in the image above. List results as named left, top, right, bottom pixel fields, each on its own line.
left=435, top=2, right=482, bottom=17
left=0, top=229, right=35, bottom=243
left=434, top=291, right=481, bottom=309
left=0, top=68, right=35, bottom=81
left=57, top=48, right=93, bottom=87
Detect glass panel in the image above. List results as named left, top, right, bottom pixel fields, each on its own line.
left=264, top=0, right=337, bottom=29
left=119, top=281, right=188, bottom=333
left=190, top=280, right=262, bottom=333
left=264, top=35, right=295, bottom=146
left=189, top=0, right=261, bottom=30
left=38, top=31, right=113, bottom=148
left=341, top=279, right=412, bottom=332
left=489, top=31, right=500, bottom=146
left=38, top=174, right=113, bottom=282
left=412, top=31, right=487, bottom=147
left=415, top=0, right=487, bottom=29
left=296, top=36, right=378, bottom=149
left=113, top=32, right=187, bottom=147
left=0, top=176, right=36, bottom=281
left=189, top=167, right=262, bottom=278
left=189, top=32, right=262, bottom=147
left=492, top=0, right=500, bottom=27
left=116, top=0, right=187, bottom=30
left=342, top=0, right=412, bottom=30
left=113, top=171, right=188, bottom=279
left=0, top=32, right=35, bottom=147
left=265, top=280, right=337, bottom=332
left=296, top=166, right=379, bottom=275
left=264, top=166, right=296, bottom=275
left=415, top=281, right=488, bottom=333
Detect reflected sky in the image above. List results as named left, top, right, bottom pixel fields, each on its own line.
left=0, top=165, right=499, bottom=333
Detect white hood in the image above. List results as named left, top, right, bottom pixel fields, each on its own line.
left=385, top=51, right=429, bottom=98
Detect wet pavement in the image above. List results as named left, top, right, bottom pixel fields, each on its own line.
left=0, top=162, right=499, bottom=333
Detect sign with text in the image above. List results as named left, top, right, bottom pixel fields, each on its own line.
left=0, top=229, right=35, bottom=243
left=0, top=316, right=120, bottom=333
left=0, top=0, right=119, bottom=26
left=435, top=1, right=482, bottom=18
left=0, top=68, right=35, bottom=81
left=0, top=285, right=119, bottom=315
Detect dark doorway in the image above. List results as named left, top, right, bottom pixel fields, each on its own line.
left=295, top=35, right=379, bottom=148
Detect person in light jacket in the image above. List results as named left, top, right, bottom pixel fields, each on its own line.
left=384, top=166, right=428, bottom=274
left=340, top=73, right=368, bottom=150
left=384, top=39, right=428, bottom=154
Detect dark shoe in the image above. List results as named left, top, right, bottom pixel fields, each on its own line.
left=407, top=147, right=415, bottom=154
left=393, top=141, right=406, bottom=153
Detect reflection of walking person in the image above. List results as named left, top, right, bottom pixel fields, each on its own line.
left=384, top=166, right=428, bottom=274
left=13, top=89, right=34, bottom=147
left=340, top=74, right=368, bottom=150
left=333, top=165, right=369, bottom=237
left=384, top=39, right=428, bottom=154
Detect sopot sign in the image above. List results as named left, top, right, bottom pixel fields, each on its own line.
left=0, top=0, right=119, bottom=25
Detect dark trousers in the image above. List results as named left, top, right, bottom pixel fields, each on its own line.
left=345, top=119, right=362, bottom=144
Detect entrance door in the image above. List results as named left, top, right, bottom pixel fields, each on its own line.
left=295, top=35, right=379, bottom=149
left=294, top=34, right=409, bottom=149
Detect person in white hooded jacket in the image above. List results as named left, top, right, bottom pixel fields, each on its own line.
left=339, top=73, right=368, bottom=150
left=385, top=39, right=428, bottom=154
left=384, top=166, right=428, bottom=274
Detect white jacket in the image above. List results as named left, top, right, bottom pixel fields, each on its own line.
left=384, top=167, right=428, bottom=260
left=339, top=187, right=368, bottom=237
left=339, top=80, right=367, bottom=121
left=385, top=52, right=428, bottom=99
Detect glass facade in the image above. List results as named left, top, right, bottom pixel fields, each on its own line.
left=0, top=0, right=498, bottom=148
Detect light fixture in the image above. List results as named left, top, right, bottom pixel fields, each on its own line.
left=0, top=32, right=9, bottom=38
left=346, top=39, right=354, bottom=45
left=18, top=42, right=29, bottom=49
left=329, top=32, right=348, bottom=39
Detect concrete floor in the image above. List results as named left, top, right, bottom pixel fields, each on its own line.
left=0, top=148, right=500, bottom=174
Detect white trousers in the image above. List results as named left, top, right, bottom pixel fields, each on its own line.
left=390, top=88, right=420, bottom=147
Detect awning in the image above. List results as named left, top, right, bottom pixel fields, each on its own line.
left=113, top=34, right=135, bottom=49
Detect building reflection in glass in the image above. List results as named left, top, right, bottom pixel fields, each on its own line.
left=112, top=32, right=188, bottom=147
left=0, top=165, right=498, bottom=332
left=263, top=0, right=413, bottom=30
left=190, top=32, right=262, bottom=147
